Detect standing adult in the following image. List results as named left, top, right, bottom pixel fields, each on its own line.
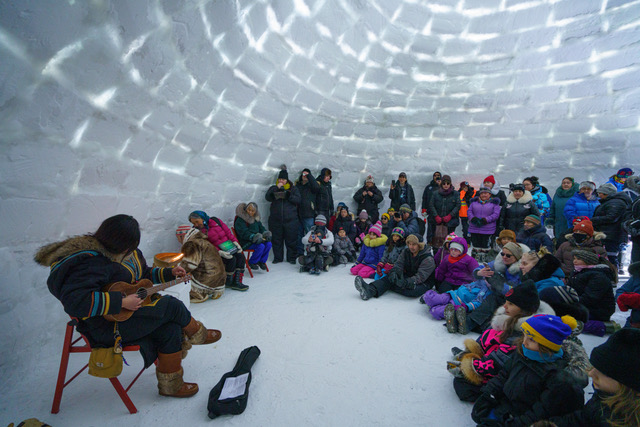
left=428, top=175, right=461, bottom=241
left=523, top=176, right=550, bottom=219
left=545, top=177, right=580, bottom=248
left=458, top=181, right=476, bottom=242
left=421, top=171, right=442, bottom=243
left=389, top=172, right=416, bottom=212
left=500, top=183, right=539, bottom=234
left=265, top=167, right=301, bottom=264
left=353, top=174, right=384, bottom=224
left=591, top=183, right=632, bottom=270
left=563, top=181, right=599, bottom=227
left=295, top=168, right=320, bottom=256
left=316, top=168, right=334, bottom=220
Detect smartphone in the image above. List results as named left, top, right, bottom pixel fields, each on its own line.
left=391, top=180, right=396, bottom=186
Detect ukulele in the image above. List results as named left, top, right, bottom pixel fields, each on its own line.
left=103, top=275, right=191, bottom=322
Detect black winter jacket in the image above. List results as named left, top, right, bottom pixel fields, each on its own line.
left=389, top=182, right=416, bottom=211
left=295, top=171, right=320, bottom=219
left=548, top=390, right=616, bottom=427
left=333, top=211, right=357, bottom=243
left=265, top=181, right=301, bottom=223
left=316, top=175, right=334, bottom=217
left=500, top=191, right=540, bottom=234
left=421, top=180, right=440, bottom=213
left=428, top=188, right=461, bottom=227
left=516, top=223, right=554, bottom=252
left=567, top=265, right=616, bottom=321
left=591, top=192, right=631, bottom=244
left=353, top=185, right=384, bottom=222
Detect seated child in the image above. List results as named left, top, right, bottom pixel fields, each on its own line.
left=332, top=226, right=356, bottom=265
left=546, top=328, right=640, bottom=426
left=433, top=232, right=458, bottom=266
left=471, top=315, right=585, bottom=426
left=568, top=249, right=619, bottom=336
left=300, top=215, right=334, bottom=275
left=354, top=210, right=372, bottom=251
left=446, top=281, right=549, bottom=402
left=616, top=260, right=640, bottom=329
left=380, top=213, right=393, bottom=238
left=432, top=236, right=479, bottom=292
left=350, top=222, right=387, bottom=279
left=374, top=227, right=406, bottom=280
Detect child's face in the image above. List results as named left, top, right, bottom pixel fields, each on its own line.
left=573, top=257, right=587, bottom=266
left=392, top=234, right=400, bottom=242
left=503, top=301, right=522, bottom=317
left=368, top=232, right=377, bottom=239
left=523, top=334, right=540, bottom=352
left=588, top=367, right=621, bottom=394
left=338, top=230, right=346, bottom=238
left=340, top=209, right=348, bottom=217
left=500, top=237, right=514, bottom=246
left=449, top=248, right=461, bottom=257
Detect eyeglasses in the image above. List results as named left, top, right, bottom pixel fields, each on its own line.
left=500, top=252, right=513, bottom=258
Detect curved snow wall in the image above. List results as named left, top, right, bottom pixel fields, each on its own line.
left=0, top=0, right=639, bottom=373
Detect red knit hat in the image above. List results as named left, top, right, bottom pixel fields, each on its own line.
left=483, top=175, right=495, bottom=185
left=573, top=218, right=594, bottom=237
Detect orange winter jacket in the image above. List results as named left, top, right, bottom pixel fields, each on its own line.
left=459, top=189, right=476, bottom=218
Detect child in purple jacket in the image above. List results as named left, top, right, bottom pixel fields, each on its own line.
left=433, top=237, right=478, bottom=292
left=468, top=187, right=501, bottom=263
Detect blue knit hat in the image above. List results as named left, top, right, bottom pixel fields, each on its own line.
left=521, top=314, right=574, bottom=352
left=617, top=167, right=633, bottom=178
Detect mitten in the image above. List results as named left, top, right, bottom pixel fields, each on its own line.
left=480, top=218, right=488, bottom=225
left=376, top=263, right=383, bottom=276
left=443, top=214, right=452, bottom=223
left=472, top=393, right=499, bottom=424
left=435, top=215, right=443, bottom=224
left=618, top=292, right=640, bottom=311
left=251, top=233, right=263, bottom=243
left=218, top=250, right=233, bottom=259
left=355, top=237, right=361, bottom=244
left=263, top=231, right=272, bottom=241
left=486, top=272, right=507, bottom=293
left=233, top=241, right=242, bottom=251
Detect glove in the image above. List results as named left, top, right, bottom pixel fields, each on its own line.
left=421, top=209, right=428, bottom=218
left=480, top=218, right=488, bottom=225
left=472, top=393, right=499, bottom=424
left=435, top=215, right=443, bottom=224
left=470, top=217, right=481, bottom=226
left=387, top=269, right=399, bottom=284
left=233, top=241, right=242, bottom=251
left=218, top=250, right=233, bottom=259
left=486, top=272, right=507, bottom=293
left=443, top=215, right=452, bottom=223
left=263, top=230, right=272, bottom=241
left=251, top=233, right=263, bottom=243
left=617, top=292, right=640, bottom=311
left=376, top=263, right=384, bottom=276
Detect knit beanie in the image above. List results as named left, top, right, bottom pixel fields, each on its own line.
left=590, top=328, right=640, bottom=392
left=449, top=242, right=465, bottom=253
left=444, top=233, right=458, bottom=245
left=399, top=172, right=407, bottom=179
left=405, top=234, right=425, bottom=249
left=497, top=229, right=516, bottom=244
left=358, top=210, right=369, bottom=220
left=617, top=167, right=634, bottom=178
left=399, top=204, right=412, bottom=213
left=477, top=187, right=492, bottom=195
left=596, top=183, right=617, bottom=196
left=277, top=165, right=288, bottom=181
left=369, top=222, right=382, bottom=237
left=176, top=224, right=192, bottom=242
left=441, top=175, right=452, bottom=184
left=365, top=174, right=374, bottom=184
left=579, top=181, right=596, bottom=191
left=391, top=227, right=405, bottom=238
left=521, top=314, right=574, bottom=352
left=572, top=249, right=600, bottom=265
left=505, top=280, right=540, bottom=313
left=483, top=175, right=496, bottom=185
left=573, top=218, right=594, bottom=237
left=337, top=226, right=345, bottom=234
left=381, top=213, right=390, bottom=221
left=524, top=214, right=541, bottom=226
left=314, top=215, right=327, bottom=226
left=502, top=242, right=524, bottom=260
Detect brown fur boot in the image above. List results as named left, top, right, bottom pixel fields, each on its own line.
left=183, top=318, right=222, bottom=345
left=156, top=352, right=198, bottom=397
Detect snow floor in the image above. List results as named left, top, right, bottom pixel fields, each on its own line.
left=2, top=261, right=630, bottom=427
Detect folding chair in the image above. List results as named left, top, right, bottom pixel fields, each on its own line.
left=51, top=318, right=150, bottom=414
left=231, top=226, right=269, bottom=278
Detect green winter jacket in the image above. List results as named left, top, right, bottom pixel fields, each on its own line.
left=234, top=203, right=267, bottom=249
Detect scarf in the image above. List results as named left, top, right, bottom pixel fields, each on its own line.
left=448, top=253, right=466, bottom=264
left=522, top=345, right=563, bottom=362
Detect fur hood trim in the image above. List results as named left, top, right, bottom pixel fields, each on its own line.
left=493, top=243, right=530, bottom=276
left=490, top=301, right=555, bottom=331
left=236, top=203, right=260, bottom=223
left=506, top=190, right=533, bottom=204
left=364, top=234, right=388, bottom=248
left=564, top=231, right=606, bottom=241
left=34, top=235, right=121, bottom=267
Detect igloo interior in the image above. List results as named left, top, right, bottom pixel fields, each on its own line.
left=1, top=0, right=639, bottom=425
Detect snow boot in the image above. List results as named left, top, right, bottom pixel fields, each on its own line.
left=354, top=276, right=372, bottom=300
left=230, top=269, right=249, bottom=291
left=258, top=262, right=268, bottom=271
left=224, top=272, right=234, bottom=288
left=156, top=352, right=199, bottom=398
left=444, top=304, right=457, bottom=333
left=456, top=306, right=469, bottom=335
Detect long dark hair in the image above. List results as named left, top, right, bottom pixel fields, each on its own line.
left=92, top=214, right=140, bottom=254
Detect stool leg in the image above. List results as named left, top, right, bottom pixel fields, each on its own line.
left=51, top=323, right=74, bottom=414
left=244, top=251, right=254, bottom=278
left=110, top=378, right=138, bottom=414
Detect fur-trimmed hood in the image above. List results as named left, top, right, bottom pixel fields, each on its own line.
left=506, top=190, right=533, bottom=204
left=34, top=235, right=122, bottom=267
left=563, top=231, right=606, bottom=242
left=493, top=243, right=531, bottom=276
left=236, top=202, right=261, bottom=223
left=490, top=300, right=555, bottom=331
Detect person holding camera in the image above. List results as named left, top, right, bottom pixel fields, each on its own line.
left=353, top=175, right=384, bottom=224
left=265, top=166, right=301, bottom=264
left=389, top=172, right=416, bottom=212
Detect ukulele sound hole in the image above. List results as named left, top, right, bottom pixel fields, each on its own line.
left=137, top=288, right=148, bottom=299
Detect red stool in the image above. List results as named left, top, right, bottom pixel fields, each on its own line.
left=51, top=319, right=150, bottom=414
left=231, top=226, right=269, bottom=278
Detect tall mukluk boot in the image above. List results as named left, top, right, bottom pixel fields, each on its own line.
left=156, top=352, right=199, bottom=398
left=231, top=269, right=249, bottom=291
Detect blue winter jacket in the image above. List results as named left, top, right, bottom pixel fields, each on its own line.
left=534, top=268, right=565, bottom=292
left=530, top=186, right=550, bottom=218
left=448, top=279, right=491, bottom=312
left=563, top=192, right=600, bottom=228
left=356, top=234, right=388, bottom=267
